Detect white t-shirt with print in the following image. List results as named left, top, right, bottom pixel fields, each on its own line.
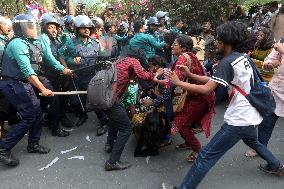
left=211, top=52, right=263, bottom=126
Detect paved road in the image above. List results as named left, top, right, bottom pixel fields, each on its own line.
left=1, top=104, right=284, bottom=189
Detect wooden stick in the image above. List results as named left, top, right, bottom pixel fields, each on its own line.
left=39, top=91, right=87, bottom=96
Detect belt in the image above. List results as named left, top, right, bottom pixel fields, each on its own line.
left=0, top=76, right=29, bottom=83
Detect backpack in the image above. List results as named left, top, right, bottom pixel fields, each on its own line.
left=230, top=56, right=276, bottom=117
left=86, top=61, right=117, bottom=111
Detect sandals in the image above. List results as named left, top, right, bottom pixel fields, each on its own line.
left=187, top=151, right=198, bottom=163
left=175, top=143, right=192, bottom=150
left=160, top=139, right=173, bottom=148
left=245, top=149, right=258, bottom=158
left=192, top=127, right=203, bottom=134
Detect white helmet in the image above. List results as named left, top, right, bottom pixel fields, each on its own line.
left=156, top=11, right=169, bottom=19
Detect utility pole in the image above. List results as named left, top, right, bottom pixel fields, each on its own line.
left=67, top=0, right=75, bottom=15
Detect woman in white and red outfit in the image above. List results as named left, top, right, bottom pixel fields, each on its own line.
left=245, top=38, right=284, bottom=157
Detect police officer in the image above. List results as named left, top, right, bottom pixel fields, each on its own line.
left=61, top=15, right=75, bottom=44
left=0, top=16, right=13, bottom=139
left=0, top=14, right=70, bottom=166
left=145, top=17, right=160, bottom=40
left=0, top=16, right=12, bottom=62
left=40, top=13, right=74, bottom=136
left=59, top=15, right=100, bottom=126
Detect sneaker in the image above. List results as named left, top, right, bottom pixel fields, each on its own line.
left=105, top=161, right=132, bottom=171
left=161, top=182, right=178, bottom=189
left=97, top=125, right=108, bottom=136
left=0, top=148, right=19, bottom=166
left=76, top=114, right=88, bottom=127
left=259, top=164, right=284, bottom=176
left=27, top=144, right=50, bottom=154
left=52, top=128, right=70, bottom=137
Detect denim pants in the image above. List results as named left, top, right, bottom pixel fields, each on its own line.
left=105, top=102, right=132, bottom=163
left=179, top=123, right=281, bottom=189
left=0, top=79, right=43, bottom=151
left=258, top=112, right=279, bottom=146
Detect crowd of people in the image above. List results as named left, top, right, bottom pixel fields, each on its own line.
left=0, top=1, right=284, bottom=188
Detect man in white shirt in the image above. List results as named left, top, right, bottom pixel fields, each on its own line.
left=161, top=21, right=284, bottom=189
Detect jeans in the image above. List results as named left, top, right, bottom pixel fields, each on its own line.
left=258, top=112, right=279, bottom=146
left=179, top=123, right=281, bottom=189
left=0, top=79, right=43, bottom=151
left=105, top=102, right=132, bottom=163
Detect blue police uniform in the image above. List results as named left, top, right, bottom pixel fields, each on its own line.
left=59, top=36, right=99, bottom=116
left=0, top=38, right=45, bottom=151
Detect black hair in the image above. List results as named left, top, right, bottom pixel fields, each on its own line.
left=216, top=21, right=249, bottom=51
left=256, top=27, right=275, bottom=50
left=173, top=17, right=183, bottom=24
left=175, top=34, right=193, bottom=52
left=187, top=21, right=203, bottom=36
left=120, top=46, right=147, bottom=68
left=133, top=20, right=144, bottom=33
left=163, top=31, right=178, bottom=46
left=104, top=22, right=115, bottom=32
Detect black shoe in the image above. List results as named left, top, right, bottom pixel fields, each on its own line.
left=161, top=183, right=178, bottom=189
left=0, top=148, right=19, bottom=166
left=259, top=164, right=284, bottom=176
left=52, top=128, right=70, bottom=137
left=105, top=161, right=132, bottom=171
left=27, top=144, right=50, bottom=154
left=76, top=114, right=88, bottom=127
left=97, top=125, right=108, bottom=136
left=61, top=116, right=75, bottom=128
left=104, top=144, right=112, bottom=154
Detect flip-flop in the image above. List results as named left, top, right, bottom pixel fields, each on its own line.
left=175, top=143, right=192, bottom=150
left=160, top=139, right=173, bottom=148
left=187, top=152, right=198, bottom=163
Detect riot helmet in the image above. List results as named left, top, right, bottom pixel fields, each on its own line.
left=63, top=15, right=75, bottom=25
left=41, top=13, right=60, bottom=35
left=12, top=14, right=41, bottom=40
left=74, top=15, right=94, bottom=37
left=63, top=15, right=75, bottom=32
left=147, top=17, right=159, bottom=26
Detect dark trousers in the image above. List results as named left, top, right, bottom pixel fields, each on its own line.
left=69, top=73, right=93, bottom=115
left=69, top=72, right=109, bottom=125
left=179, top=123, right=281, bottom=189
left=39, top=76, right=61, bottom=125
left=258, top=112, right=279, bottom=146
left=0, top=79, right=42, bottom=151
left=105, top=102, right=132, bottom=163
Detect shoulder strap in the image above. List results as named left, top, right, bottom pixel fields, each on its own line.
left=182, top=53, right=192, bottom=70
